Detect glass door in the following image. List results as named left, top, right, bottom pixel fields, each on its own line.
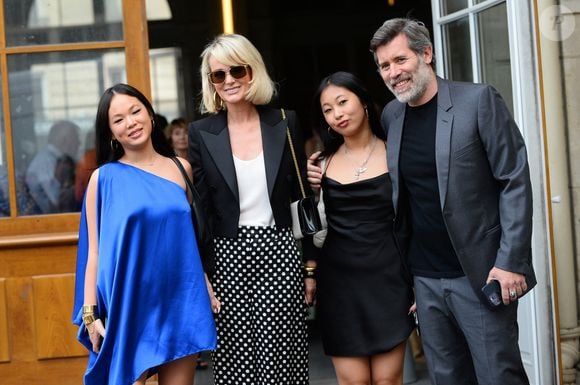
left=0, top=0, right=150, bottom=236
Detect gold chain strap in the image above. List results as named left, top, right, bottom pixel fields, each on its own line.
left=282, top=108, right=306, bottom=199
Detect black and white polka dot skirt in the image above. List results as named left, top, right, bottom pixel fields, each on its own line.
left=211, top=226, right=309, bottom=385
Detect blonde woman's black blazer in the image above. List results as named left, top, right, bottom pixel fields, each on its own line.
left=188, top=106, right=315, bottom=257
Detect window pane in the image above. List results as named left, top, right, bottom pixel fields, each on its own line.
left=0, top=169, right=8, bottom=216
left=4, top=0, right=123, bottom=46
left=0, top=77, right=9, bottom=217
left=146, top=0, right=172, bottom=21
left=441, top=0, right=468, bottom=15
left=9, top=50, right=126, bottom=215
left=150, top=48, right=184, bottom=123
left=443, top=17, right=473, bottom=82
left=478, top=3, right=513, bottom=112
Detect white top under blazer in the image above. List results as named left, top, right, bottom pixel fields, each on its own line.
left=233, top=152, right=275, bottom=227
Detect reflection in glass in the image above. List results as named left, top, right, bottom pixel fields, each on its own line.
left=4, top=0, right=123, bottom=46
left=25, top=120, right=80, bottom=213
left=0, top=76, right=8, bottom=217
left=0, top=75, right=39, bottom=218
left=146, top=0, right=172, bottom=21
left=150, top=48, right=184, bottom=122
left=9, top=50, right=126, bottom=215
left=0, top=167, right=8, bottom=217
left=441, top=0, right=468, bottom=15
left=443, top=17, right=473, bottom=82
left=478, top=3, right=513, bottom=112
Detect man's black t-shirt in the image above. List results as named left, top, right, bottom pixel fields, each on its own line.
left=399, top=94, right=464, bottom=278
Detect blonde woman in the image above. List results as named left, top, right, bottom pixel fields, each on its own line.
left=189, top=34, right=315, bottom=385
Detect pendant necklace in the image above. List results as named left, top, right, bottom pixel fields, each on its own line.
left=344, top=135, right=377, bottom=180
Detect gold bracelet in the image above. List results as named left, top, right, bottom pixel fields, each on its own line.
left=303, top=265, right=316, bottom=279
left=82, top=313, right=97, bottom=326
left=304, top=270, right=316, bottom=279
left=82, top=304, right=97, bottom=314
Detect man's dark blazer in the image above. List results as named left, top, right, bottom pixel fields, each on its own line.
left=188, top=106, right=316, bottom=257
left=382, top=77, right=536, bottom=300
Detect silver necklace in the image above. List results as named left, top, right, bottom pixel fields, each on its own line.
left=344, top=135, right=377, bottom=180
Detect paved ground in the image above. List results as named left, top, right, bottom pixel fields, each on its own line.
left=193, top=320, right=431, bottom=385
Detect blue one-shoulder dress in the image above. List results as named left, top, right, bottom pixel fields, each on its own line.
left=72, top=162, right=217, bottom=385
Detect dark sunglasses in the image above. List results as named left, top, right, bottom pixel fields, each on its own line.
left=208, top=65, right=250, bottom=84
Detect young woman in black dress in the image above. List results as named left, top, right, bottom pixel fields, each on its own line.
left=309, top=71, right=414, bottom=385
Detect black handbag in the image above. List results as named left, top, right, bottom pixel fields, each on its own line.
left=282, top=109, right=323, bottom=239
left=171, top=157, right=215, bottom=274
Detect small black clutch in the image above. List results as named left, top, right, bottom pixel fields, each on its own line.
left=291, top=195, right=322, bottom=239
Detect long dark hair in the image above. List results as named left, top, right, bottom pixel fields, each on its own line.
left=312, top=71, right=386, bottom=157
left=95, top=83, right=174, bottom=166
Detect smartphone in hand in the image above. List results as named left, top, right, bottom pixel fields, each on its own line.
left=481, top=279, right=502, bottom=307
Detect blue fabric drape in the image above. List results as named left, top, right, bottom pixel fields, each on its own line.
left=72, top=162, right=216, bottom=385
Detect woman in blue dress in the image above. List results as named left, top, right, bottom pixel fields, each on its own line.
left=72, top=83, right=217, bottom=385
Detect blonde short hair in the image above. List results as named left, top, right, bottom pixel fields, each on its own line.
left=199, top=34, right=276, bottom=114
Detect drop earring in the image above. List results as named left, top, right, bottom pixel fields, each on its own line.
left=213, top=91, right=224, bottom=111
left=327, top=126, right=339, bottom=139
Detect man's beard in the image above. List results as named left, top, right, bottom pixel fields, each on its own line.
left=386, top=58, right=433, bottom=105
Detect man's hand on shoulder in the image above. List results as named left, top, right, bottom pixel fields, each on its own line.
left=307, top=151, right=322, bottom=189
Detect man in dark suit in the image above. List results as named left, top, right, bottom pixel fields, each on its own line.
left=370, top=18, right=535, bottom=385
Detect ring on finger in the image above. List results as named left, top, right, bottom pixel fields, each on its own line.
left=509, top=290, right=517, bottom=299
